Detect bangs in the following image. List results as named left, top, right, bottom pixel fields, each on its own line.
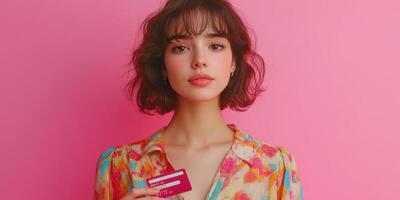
left=128, top=0, right=266, bottom=115
left=163, top=2, right=230, bottom=39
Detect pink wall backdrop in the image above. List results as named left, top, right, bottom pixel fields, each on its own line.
left=1, top=0, right=399, bottom=199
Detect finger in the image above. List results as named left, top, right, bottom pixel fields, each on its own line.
left=135, top=187, right=160, bottom=196
left=135, top=197, right=167, bottom=200
left=121, top=188, right=160, bottom=199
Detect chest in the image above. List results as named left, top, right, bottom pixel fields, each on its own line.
left=164, top=145, right=232, bottom=200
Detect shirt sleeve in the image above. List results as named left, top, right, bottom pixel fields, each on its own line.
left=93, top=146, right=132, bottom=200
left=277, top=146, right=303, bottom=200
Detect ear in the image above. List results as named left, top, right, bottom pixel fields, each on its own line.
left=231, top=60, right=236, bottom=72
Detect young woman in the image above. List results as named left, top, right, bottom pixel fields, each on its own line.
left=94, top=0, right=303, bottom=199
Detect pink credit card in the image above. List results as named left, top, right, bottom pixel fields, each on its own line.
left=146, top=168, right=192, bottom=198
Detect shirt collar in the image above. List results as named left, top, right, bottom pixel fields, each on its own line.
left=141, top=124, right=256, bottom=165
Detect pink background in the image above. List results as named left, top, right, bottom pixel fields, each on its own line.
left=1, top=0, right=399, bottom=199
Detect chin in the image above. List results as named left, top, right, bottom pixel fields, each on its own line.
left=180, top=92, right=219, bottom=102
left=174, top=89, right=221, bottom=103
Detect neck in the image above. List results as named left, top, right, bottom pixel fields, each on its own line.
left=163, top=96, right=233, bottom=148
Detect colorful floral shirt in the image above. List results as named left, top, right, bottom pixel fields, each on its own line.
left=94, top=124, right=303, bottom=200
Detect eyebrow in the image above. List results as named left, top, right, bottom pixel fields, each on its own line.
left=167, top=33, right=227, bottom=43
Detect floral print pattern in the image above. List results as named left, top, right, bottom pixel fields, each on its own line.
left=94, top=124, right=303, bottom=200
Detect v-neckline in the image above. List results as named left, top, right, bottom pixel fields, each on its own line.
left=157, top=124, right=240, bottom=200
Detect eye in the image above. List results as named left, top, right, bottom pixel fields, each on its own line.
left=171, top=45, right=189, bottom=53
left=210, top=44, right=225, bottom=51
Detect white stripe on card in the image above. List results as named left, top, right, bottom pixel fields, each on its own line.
left=148, top=171, right=184, bottom=184
left=153, top=180, right=181, bottom=189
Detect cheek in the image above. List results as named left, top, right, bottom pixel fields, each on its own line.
left=164, top=55, right=189, bottom=80
left=211, top=52, right=233, bottom=75
left=164, top=55, right=179, bottom=69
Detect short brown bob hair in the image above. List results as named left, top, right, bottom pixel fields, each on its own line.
left=125, top=0, right=266, bottom=115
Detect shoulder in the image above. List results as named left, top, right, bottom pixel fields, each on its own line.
left=96, top=138, right=149, bottom=165
left=94, top=139, right=150, bottom=199
left=93, top=131, right=166, bottom=199
left=249, top=134, right=303, bottom=195
left=95, top=129, right=162, bottom=166
left=94, top=139, right=149, bottom=188
left=244, top=133, right=299, bottom=170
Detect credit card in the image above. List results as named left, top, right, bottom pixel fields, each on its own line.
left=146, top=168, right=192, bottom=198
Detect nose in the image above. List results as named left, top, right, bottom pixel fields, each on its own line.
left=193, top=61, right=207, bottom=68
left=191, top=49, right=208, bottom=70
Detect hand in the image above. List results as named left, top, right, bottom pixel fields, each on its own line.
left=120, top=187, right=166, bottom=200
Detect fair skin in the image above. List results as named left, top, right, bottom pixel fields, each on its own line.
left=161, top=24, right=236, bottom=200
left=122, top=18, right=236, bottom=200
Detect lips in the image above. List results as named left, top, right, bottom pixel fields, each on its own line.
left=188, top=73, right=214, bottom=82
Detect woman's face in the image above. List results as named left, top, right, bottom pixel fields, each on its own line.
left=163, top=25, right=235, bottom=103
